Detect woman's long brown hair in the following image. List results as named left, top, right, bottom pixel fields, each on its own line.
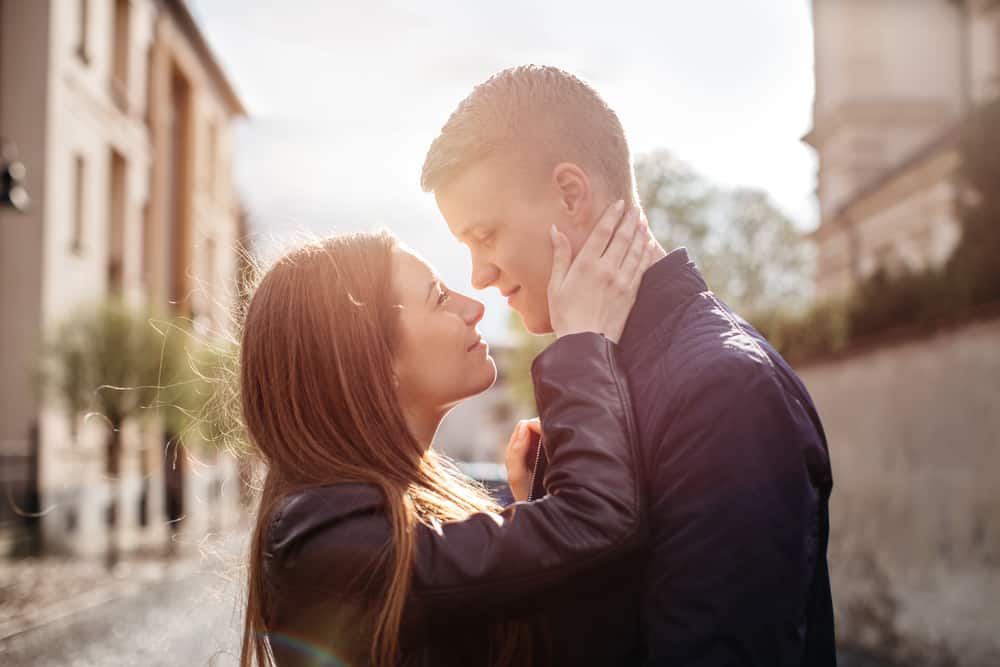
left=238, top=231, right=529, bottom=667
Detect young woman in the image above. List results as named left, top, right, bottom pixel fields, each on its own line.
left=239, top=202, right=655, bottom=667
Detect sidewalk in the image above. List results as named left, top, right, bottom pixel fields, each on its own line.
left=0, top=531, right=244, bottom=641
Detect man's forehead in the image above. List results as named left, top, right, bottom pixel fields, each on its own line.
left=436, top=191, right=500, bottom=239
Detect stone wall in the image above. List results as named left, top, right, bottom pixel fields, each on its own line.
left=798, top=314, right=1000, bottom=665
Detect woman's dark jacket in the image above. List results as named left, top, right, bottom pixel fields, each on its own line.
left=262, top=332, right=644, bottom=666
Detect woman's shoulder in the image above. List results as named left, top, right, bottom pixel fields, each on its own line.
left=264, top=482, right=391, bottom=597
left=271, top=482, right=386, bottom=531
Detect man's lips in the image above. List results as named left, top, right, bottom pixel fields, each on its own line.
left=466, top=337, right=485, bottom=352
left=502, top=286, right=521, bottom=302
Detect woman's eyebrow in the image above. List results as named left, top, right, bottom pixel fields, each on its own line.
left=424, top=279, right=441, bottom=304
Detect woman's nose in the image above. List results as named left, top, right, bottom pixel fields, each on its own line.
left=457, top=294, right=485, bottom=327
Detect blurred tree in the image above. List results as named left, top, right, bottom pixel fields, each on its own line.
left=37, top=300, right=233, bottom=566
left=39, top=300, right=165, bottom=568
left=634, top=150, right=716, bottom=254
left=505, top=312, right=553, bottom=412
left=636, top=149, right=813, bottom=315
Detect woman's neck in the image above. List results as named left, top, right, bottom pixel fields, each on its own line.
left=402, top=403, right=447, bottom=450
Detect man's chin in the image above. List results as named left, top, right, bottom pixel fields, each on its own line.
left=518, top=310, right=554, bottom=336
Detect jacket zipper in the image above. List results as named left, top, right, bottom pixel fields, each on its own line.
left=526, top=435, right=544, bottom=502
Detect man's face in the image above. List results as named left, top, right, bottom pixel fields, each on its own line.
left=435, top=157, right=562, bottom=334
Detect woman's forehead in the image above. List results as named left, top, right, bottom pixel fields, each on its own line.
left=391, top=246, right=437, bottom=301
left=393, top=245, right=433, bottom=276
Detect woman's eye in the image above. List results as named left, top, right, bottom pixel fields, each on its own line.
left=477, top=231, right=495, bottom=248
left=437, top=288, right=451, bottom=305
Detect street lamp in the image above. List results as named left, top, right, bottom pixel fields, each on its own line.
left=1, top=140, right=30, bottom=212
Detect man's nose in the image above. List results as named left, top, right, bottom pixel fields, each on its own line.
left=471, top=261, right=499, bottom=291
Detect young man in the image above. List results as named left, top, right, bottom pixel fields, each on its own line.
left=422, top=65, right=836, bottom=666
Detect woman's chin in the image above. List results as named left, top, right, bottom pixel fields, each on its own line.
left=463, top=358, right=498, bottom=400
left=438, top=358, right=498, bottom=411
left=476, top=356, right=499, bottom=393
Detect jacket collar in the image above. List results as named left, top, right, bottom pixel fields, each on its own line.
left=618, top=247, right=708, bottom=351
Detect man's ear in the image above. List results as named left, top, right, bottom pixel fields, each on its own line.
left=551, top=162, right=592, bottom=227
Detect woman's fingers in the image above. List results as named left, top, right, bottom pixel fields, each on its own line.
left=580, top=199, right=626, bottom=262
left=602, top=206, right=641, bottom=268
left=504, top=420, right=534, bottom=502
left=506, top=421, right=528, bottom=459
left=620, top=213, right=653, bottom=280
left=546, top=200, right=656, bottom=341
left=547, top=225, right=572, bottom=294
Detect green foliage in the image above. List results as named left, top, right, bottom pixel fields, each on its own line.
left=161, top=335, right=244, bottom=453
left=635, top=149, right=813, bottom=315
left=37, top=299, right=241, bottom=451
left=38, top=299, right=165, bottom=428
left=752, top=298, right=850, bottom=363
left=504, top=311, right=554, bottom=411
left=635, top=150, right=716, bottom=252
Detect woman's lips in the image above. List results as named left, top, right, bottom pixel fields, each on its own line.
left=467, top=338, right=486, bottom=352
left=506, top=286, right=521, bottom=306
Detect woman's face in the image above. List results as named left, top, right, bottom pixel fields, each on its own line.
left=390, top=246, right=496, bottom=417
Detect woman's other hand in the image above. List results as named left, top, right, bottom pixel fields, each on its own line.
left=504, top=418, right=541, bottom=502
left=547, top=200, right=659, bottom=343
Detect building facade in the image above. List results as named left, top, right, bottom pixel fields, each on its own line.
left=806, top=0, right=1000, bottom=300
left=0, top=0, right=246, bottom=557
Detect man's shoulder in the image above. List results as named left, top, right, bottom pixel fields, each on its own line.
left=638, top=293, right=774, bottom=389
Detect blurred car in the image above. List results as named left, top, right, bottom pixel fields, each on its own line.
left=455, top=461, right=515, bottom=506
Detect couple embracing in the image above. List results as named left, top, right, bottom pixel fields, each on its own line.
left=237, top=66, right=836, bottom=667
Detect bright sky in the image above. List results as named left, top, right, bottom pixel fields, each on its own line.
left=188, top=0, right=817, bottom=342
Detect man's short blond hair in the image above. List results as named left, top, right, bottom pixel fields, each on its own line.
left=421, top=65, right=636, bottom=202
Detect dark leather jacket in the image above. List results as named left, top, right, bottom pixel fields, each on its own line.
left=262, top=332, right=644, bottom=666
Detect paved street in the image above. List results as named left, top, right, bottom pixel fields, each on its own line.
left=0, top=562, right=243, bottom=667
left=0, top=553, right=892, bottom=667
left=0, top=533, right=889, bottom=667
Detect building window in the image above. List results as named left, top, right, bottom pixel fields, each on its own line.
left=141, top=201, right=153, bottom=288
left=71, top=155, right=85, bottom=253
left=108, top=150, right=127, bottom=292
left=65, top=507, right=78, bottom=533
left=995, top=14, right=1000, bottom=88
left=203, top=235, right=217, bottom=309
left=76, top=0, right=91, bottom=63
left=206, top=121, right=218, bottom=196
left=111, top=0, right=131, bottom=110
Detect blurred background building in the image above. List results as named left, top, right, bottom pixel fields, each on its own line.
left=0, top=0, right=246, bottom=559
left=794, top=1, right=1000, bottom=664
left=808, top=0, right=999, bottom=298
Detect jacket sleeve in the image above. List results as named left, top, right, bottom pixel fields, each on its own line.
left=407, top=332, right=644, bottom=619
left=265, top=333, right=643, bottom=625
